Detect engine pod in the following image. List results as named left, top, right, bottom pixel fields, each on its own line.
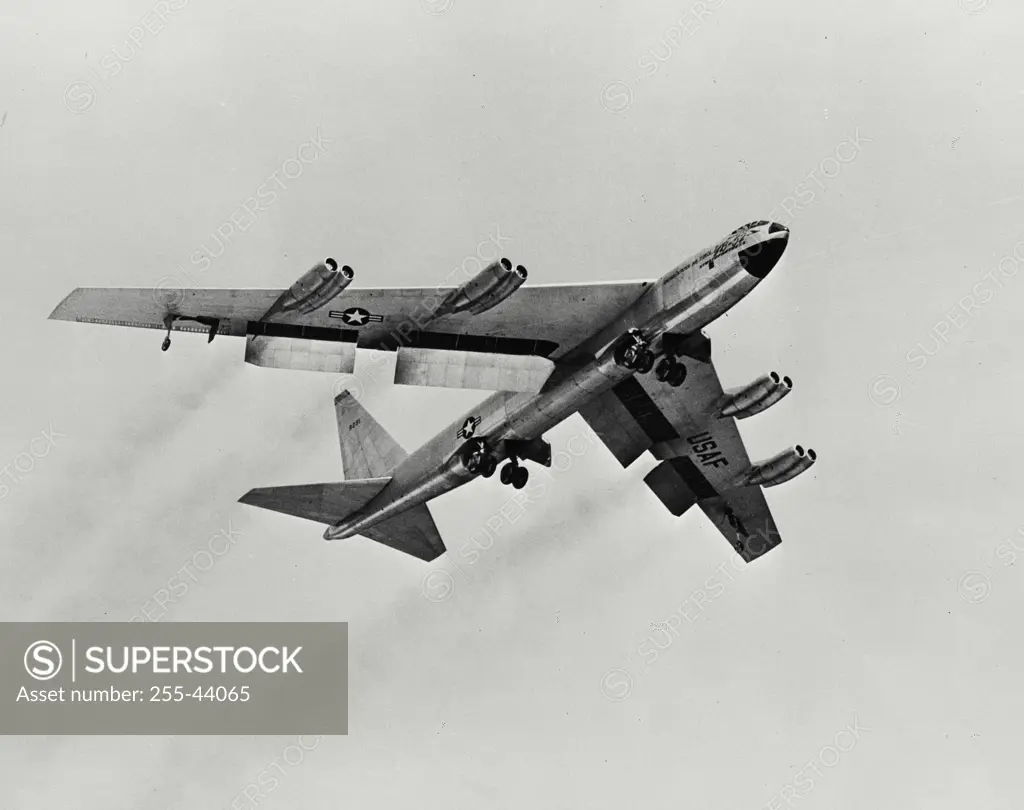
left=431, top=258, right=527, bottom=319
left=262, top=258, right=354, bottom=320
left=744, top=445, right=816, bottom=487
left=720, top=372, right=791, bottom=419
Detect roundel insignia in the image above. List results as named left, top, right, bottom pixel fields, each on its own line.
left=341, top=307, right=371, bottom=326
left=457, top=416, right=481, bottom=440
left=329, top=307, right=384, bottom=326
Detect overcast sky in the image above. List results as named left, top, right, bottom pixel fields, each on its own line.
left=3, top=0, right=1024, bottom=807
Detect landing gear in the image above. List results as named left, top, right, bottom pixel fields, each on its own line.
left=655, top=357, right=687, bottom=387
left=161, top=336, right=171, bottom=352
left=500, top=460, right=529, bottom=489
left=480, top=454, right=497, bottom=478
left=467, top=438, right=546, bottom=487
left=633, top=350, right=655, bottom=374
left=513, top=467, right=528, bottom=489
left=464, top=440, right=498, bottom=478
left=613, top=328, right=686, bottom=382
left=613, top=328, right=655, bottom=373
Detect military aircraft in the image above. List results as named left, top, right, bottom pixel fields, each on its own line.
left=49, top=220, right=815, bottom=562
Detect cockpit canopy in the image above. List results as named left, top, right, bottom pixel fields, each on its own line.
left=730, top=220, right=770, bottom=235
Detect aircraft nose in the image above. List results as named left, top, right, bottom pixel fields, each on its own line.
left=738, top=226, right=789, bottom=279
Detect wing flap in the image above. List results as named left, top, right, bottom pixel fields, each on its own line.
left=394, top=348, right=554, bottom=392
left=245, top=335, right=357, bottom=374
left=577, top=388, right=652, bottom=467
left=643, top=461, right=699, bottom=517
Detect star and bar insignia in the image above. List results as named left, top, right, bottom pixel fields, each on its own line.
left=457, top=416, right=482, bottom=439
left=329, top=307, right=384, bottom=326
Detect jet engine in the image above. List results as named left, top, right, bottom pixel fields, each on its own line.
left=432, top=258, right=527, bottom=318
left=719, top=372, right=792, bottom=419
left=744, top=445, right=817, bottom=488
left=262, top=258, right=354, bottom=320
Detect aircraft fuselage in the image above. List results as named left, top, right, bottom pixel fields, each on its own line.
left=324, top=221, right=789, bottom=540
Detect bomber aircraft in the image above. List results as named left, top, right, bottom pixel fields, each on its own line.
left=49, top=220, right=815, bottom=562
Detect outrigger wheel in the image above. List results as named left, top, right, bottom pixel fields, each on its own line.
left=161, top=314, right=176, bottom=352
left=160, top=313, right=220, bottom=352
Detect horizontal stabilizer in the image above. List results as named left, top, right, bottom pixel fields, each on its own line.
left=239, top=478, right=390, bottom=525
left=359, top=503, right=447, bottom=562
left=394, top=348, right=554, bottom=392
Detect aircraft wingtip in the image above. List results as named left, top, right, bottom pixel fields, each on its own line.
left=47, top=289, right=82, bottom=321
left=237, top=488, right=263, bottom=506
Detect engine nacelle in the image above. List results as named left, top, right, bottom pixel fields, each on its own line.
left=744, top=444, right=817, bottom=488
left=433, top=257, right=527, bottom=318
left=263, top=258, right=354, bottom=320
left=719, top=372, right=793, bottom=419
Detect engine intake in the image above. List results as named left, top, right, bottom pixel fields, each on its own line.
left=432, top=257, right=527, bottom=319
left=719, top=371, right=792, bottom=419
left=262, top=258, right=354, bottom=320
left=744, top=444, right=817, bottom=488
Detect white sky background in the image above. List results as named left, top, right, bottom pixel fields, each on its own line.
left=2, top=0, right=1024, bottom=806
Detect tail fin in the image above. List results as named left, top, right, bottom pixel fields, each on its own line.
left=334, top=390, right=407, bottom=479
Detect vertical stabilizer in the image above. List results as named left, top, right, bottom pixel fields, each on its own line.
left=334, top=390, right=408, bottom=479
